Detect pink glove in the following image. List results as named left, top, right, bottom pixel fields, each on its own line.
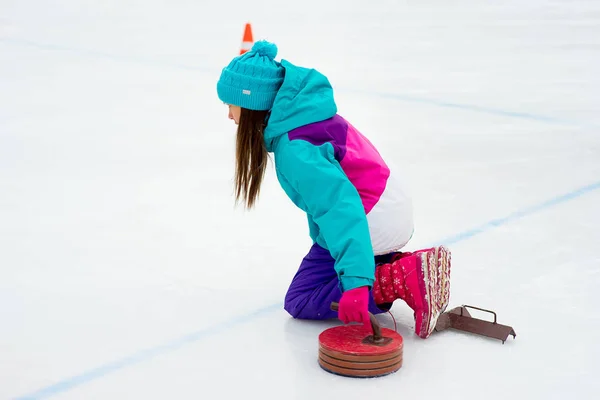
left=338, top=286, right=371, bottom=332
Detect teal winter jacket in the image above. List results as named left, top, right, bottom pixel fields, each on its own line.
left=264, top=60, right=378, bottom=292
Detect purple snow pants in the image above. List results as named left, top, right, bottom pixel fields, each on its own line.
left=284, top=243, right=394, bottom=320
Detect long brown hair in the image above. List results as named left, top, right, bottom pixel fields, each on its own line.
left=234, top=108, right=270, bottom=208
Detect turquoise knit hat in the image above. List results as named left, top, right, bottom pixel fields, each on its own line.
left=217, top=40, right=285, bottom=111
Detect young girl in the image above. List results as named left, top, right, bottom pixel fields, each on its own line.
left=216, top=40, right=451, bottom=339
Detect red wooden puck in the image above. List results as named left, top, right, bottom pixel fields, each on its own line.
left=318, top=324, right=403, bottom=378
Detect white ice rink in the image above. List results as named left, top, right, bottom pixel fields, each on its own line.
left=1, top=0, right=600, bottom=399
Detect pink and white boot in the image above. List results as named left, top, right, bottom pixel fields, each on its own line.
left=373, top=246, right=451, bottom=339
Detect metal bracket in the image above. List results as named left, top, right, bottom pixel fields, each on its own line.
left=434, top=305, right=516, bottom=344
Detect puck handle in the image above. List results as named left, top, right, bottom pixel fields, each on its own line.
left=330, top=302, right=383, bottom=340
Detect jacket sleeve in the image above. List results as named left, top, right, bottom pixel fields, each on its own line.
left=277, top=139, right=375, bottom=291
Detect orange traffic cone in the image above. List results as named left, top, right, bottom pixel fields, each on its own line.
left=240, top=23, right=253, bottom=54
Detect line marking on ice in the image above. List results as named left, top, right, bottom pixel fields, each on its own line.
left=1, top=37, right=597, bottom=127
left=0, top=38, right=212, bottom=72
left=337, top=88, right=597, bottom=128
left=13, top=179, right=600, bottom=399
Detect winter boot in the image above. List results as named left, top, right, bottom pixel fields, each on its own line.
left=372, top=246, right=451, bottom=338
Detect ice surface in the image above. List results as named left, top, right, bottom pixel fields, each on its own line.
left=1, top=0, right=599, bottom=399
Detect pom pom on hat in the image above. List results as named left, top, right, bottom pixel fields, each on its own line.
left=250, top=40, right=278, bottom=59
left=216, top=40, right=285, bottom=111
